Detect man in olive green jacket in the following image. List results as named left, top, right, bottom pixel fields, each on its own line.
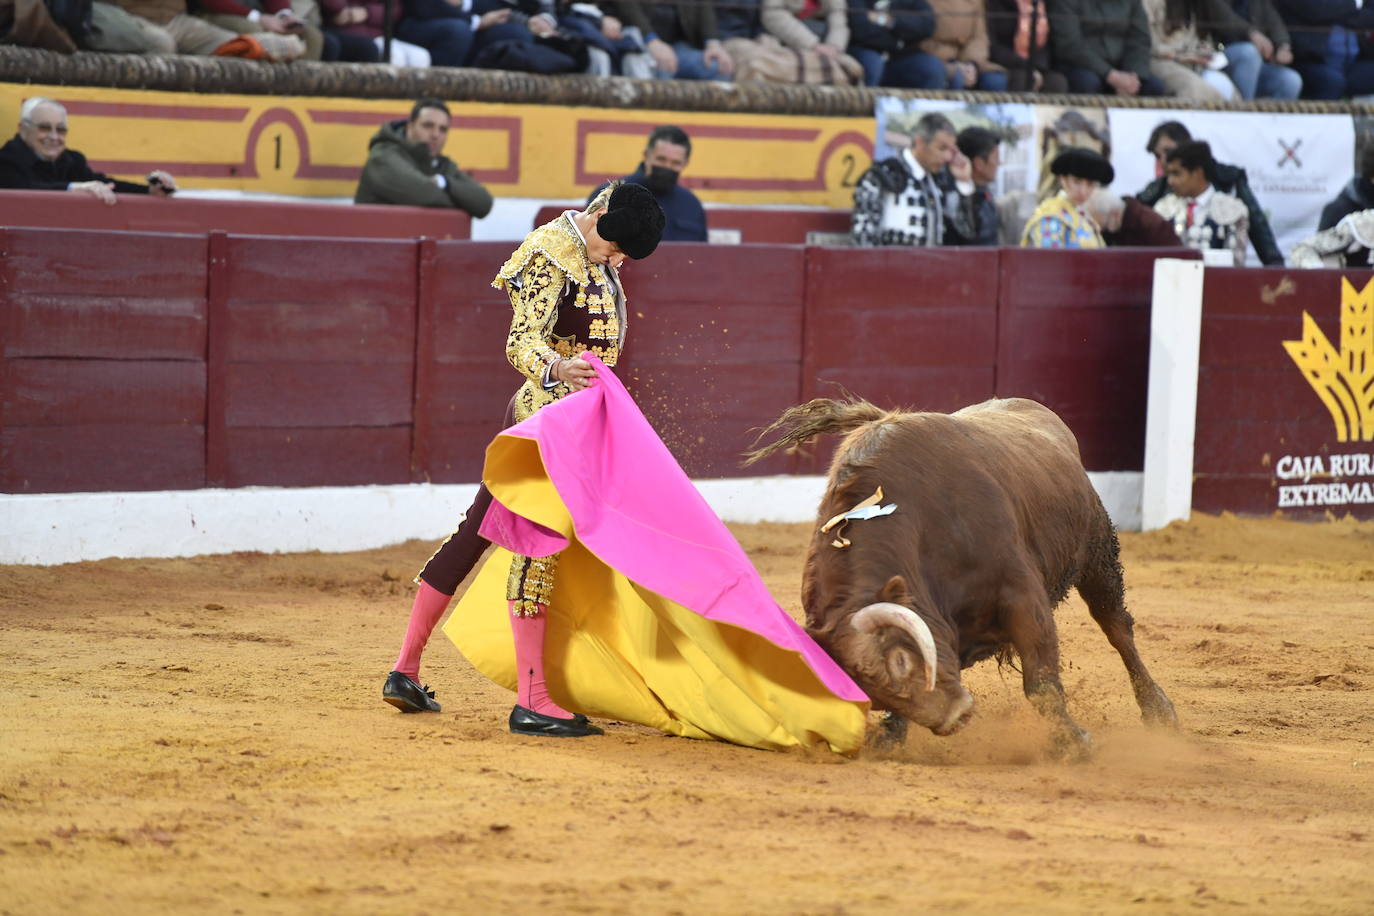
left=354, top=98, right=494, bottom=217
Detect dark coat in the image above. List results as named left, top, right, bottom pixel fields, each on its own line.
left=353, top=119, right=494, bottom=215
left=985, top=0, right=1051, bottom=73
left=0, top=134, right=148, bottom=193
left=1047, top=0, right=1152, bottom=79
left=1319, top=177, right=1374, bottom=231
left=1103, top=196, right=1182, bottom=247
left=589, top=165, right=707, bottom=242
left=612, top=0, right=720, bottom=46
left=1138, top=160, right=1282, bottom=265
left=941, top=177, right=998, bottom=246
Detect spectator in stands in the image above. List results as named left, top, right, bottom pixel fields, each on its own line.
left=1086, top=187, right=1183, bottom=247
left=1274, top=0, right=1374, bottom=100
left=467, top=0, right=591, bottom=74
left=1208, top=0, right=1301, bottom=100
left=985, top=0, right=1066, bottom=92
left=196, top=0, right=326, bottom=60
left=1136, top=121, right=1283, bottom=264
left=920, top=0, right=1006, bottom=90
left=611, top=0, right=734, bottom=79
left=716, top=0, right=761, bottom=60
left=387, top=0, right=488, bottom=67
left=588, top=124, right=706, bottom=241
left=1290, top=210, right=1374, bottom=268
left=84, top=0, right=305, bottom=56
left=1048, top=0, right=1164, bottom=96
left=354, top=99, right=494, bottom=216
left=850, top=0, right=946, bottom=89
left=1141, top=0, right=1239, bottom=101
left=0, top=97, right=178, bottom=206
left=1019, top=147, right=1111, bottom=249
left=320, top=0, right=428, bottom=64
left=548, top=1, right=649, bottom=77
left=1153, top=141, right=1250, bottom=266
left=845, top=0, right=908, bottom=87
left=944, top=125, right=1000, bottom=246
left=851, top=111, right=956, bottom=247
left=1318, top=143, right=1374, bottom=230
left=761, top=0, right=846, bottom=55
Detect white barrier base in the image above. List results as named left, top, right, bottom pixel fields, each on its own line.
left=0, top=473, right=1142, bottom=566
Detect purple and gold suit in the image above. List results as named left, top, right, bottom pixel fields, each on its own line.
left=416, top=213, right=628, bottom=615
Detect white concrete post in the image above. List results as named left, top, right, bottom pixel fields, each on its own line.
left=1141, top=258, right=1206, bottom=531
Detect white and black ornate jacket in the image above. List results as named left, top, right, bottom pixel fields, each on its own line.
left=1154, top=185, right=1250, bottom=266
left=851, top=148, right=989, bottom=247
left=851, top=148, right=945, bottom=247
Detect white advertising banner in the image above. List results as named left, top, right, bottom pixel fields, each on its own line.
left=1106, top=109, right=1355, bottom=265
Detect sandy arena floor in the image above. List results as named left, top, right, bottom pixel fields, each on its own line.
left=2, top=513, right=1373, bottom=914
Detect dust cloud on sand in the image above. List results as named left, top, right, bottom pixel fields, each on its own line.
left=2, top=513, right=1372, bottom=913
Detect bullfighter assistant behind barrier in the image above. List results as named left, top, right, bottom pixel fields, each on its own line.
left=381, top=181, right=665, bottom=738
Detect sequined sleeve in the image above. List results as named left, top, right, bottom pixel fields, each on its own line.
left=850, top=168, right=885, bottom=248
left=504, top=252, right=569, bottom=385
left=1021, top=214, right=1065, bottom=249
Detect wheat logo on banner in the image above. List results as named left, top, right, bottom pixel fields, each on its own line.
left=1282, top=278, right=1374, bottom=442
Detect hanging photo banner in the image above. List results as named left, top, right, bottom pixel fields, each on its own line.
left=873, top=97, right=1038, bottom=197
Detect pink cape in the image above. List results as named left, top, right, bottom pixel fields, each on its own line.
left=446, top=354, right=868, bottom=753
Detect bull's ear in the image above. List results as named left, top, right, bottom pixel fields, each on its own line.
left=804, top=623, right=832, bottom=646
left=879, top=575, right=911, bottom=605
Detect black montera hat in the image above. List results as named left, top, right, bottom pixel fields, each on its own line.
left=1051, top=147, right=1115, bottom=185
left=597, top=182, right=666, bottom=260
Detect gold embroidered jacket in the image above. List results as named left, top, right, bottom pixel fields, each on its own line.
left=493, top=212, right=628, bottom=423
left=492, top=212, right=629, bottom=613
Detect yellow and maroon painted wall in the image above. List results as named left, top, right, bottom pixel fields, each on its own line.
left=0, top=84, right=873, bottom=207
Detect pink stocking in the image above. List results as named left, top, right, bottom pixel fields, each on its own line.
left=510, top=603, right=575, bottom=718
left=392, top=581, right=452, bottom=680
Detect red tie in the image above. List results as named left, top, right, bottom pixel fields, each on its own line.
left=1186, top=200, right=1196, bottom=228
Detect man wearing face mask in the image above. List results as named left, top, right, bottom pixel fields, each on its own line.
left=587, top=124, right=707, bottom=242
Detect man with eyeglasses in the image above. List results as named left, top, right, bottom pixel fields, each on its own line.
left=0, top=97, right=178, bottom=206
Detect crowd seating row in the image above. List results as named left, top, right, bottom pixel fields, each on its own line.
left=12, top=0, right=1369, bottom=101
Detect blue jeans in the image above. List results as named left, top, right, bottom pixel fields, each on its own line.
left=657, top=41, right=724, bottom=80
left=882, top=51, right=945, bottom=89
left=395, top=17, right=474, bottom=67
left=1295, top=26, right=1374, bottom=99
left=1223, top=41, right=1302, bottom=100
left=850, top=46, right=885, bottom=87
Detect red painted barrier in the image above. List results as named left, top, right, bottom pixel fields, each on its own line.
left=621, top=243, right=805, bottom=478
left=1193, top=266, right=1374, bottom=519
left=1, top=227, right=208, bottom=493
left=998, top=247, right=1198, bottom=471
left=0, top=189, right=472, bottom=240
left=217, top=233, right=420, bottom=487
left=2, top=228, right=1184, bottom=496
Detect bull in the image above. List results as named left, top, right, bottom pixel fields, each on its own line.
left=746, top=397, right=1177, bottom=752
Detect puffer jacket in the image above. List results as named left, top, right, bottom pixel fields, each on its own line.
left=354, top=118, right=494, bottom=216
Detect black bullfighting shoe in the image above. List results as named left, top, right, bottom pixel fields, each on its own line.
left=383, top=671, right=441, bottom=713
left=509, top=705, right=604, bottom=738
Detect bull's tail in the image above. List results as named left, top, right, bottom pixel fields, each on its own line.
left=743, top=398, right=892, bottom=466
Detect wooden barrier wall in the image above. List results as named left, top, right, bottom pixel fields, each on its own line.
left=0, top=190, right=472, bottom=241
left=1, top=227, right=1187, bottom=495
left=1193, top=267, right=1374, bottom=519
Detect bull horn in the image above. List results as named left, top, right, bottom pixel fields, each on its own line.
left=851, top=602, right=938, bottom=692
